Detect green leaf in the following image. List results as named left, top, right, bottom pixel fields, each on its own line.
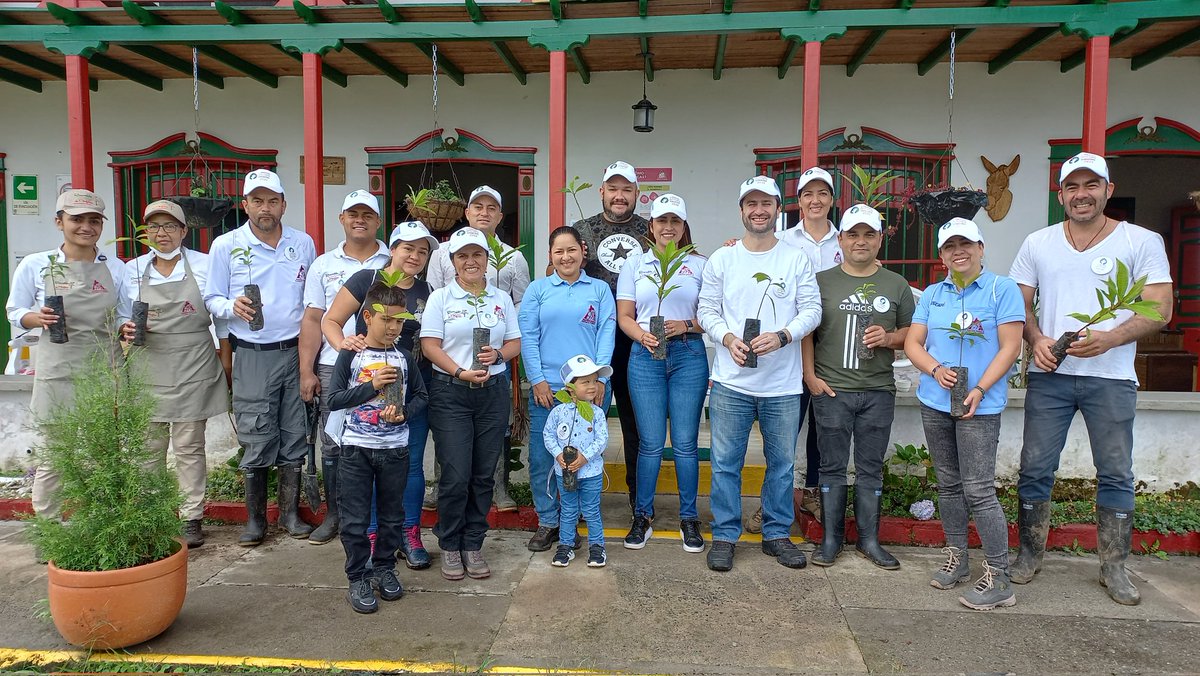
left=577, top=401, right=594, bottom=423
left=1067, top=312, right=1094, bottom=323
left=752, top=272, right=772, bottom=283
left=377, top=268, right=408, bottom=287
left=371, top=303, right=386, bottom=313
left=1116, top=258, right=1129, bottom=293
left=1127, top=300, right=1164, bottom=321
left=554, top=389, right=572, bottom=405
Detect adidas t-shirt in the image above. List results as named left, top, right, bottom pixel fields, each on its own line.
left=812, top=266, right=915, bottom=392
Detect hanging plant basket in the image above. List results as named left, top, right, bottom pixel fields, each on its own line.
left=173, top=195, right=235, bottom=230
left=405, top=196, right=465, bottom=233
left=909, top=188, right=988, bottom=228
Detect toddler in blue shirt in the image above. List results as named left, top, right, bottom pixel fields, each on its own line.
left=544, top=354, right=610, bottom=568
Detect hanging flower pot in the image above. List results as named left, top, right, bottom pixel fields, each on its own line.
left=909, top=188, right=988, bottom=228
left=405, top=180, right=465, bottom=233
left=173, top=196, right=235, bottom=230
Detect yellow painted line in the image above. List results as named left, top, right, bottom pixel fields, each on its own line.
left=602, top=461, right=767, bottom=496
left=0, top=648, right=623, bottom=674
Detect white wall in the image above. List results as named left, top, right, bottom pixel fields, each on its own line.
left=2, top=58, right=1199, bottom=283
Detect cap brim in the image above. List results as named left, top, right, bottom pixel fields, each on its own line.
left=60, top=206, right=108, bottom=219
left=343, top=202, right=379, bottom=214
left=143, top=208, right=184, bottom=223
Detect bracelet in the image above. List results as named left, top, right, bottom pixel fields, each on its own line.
left=454, top=367, right=464, bottom=379
left=973, top=385, right=986, bottom=396
left=931, top=365, right=941, bottom=377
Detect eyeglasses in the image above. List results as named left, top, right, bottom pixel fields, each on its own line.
left=144, top=223, right=183, bottom=233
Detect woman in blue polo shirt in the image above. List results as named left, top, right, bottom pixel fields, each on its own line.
left=517, top=225, right=616, bottom=553
left=904, top=218, right=1024, bottom=611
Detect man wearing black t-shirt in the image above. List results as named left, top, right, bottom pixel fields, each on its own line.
left=572, top=161, right=649, bottom=512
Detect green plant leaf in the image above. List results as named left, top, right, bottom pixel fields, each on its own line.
left=1127, top=300, right=1164, bottom=321
left=577, top=401, right=594, bottom=423
left=554, top=389, right=572, bottom=405
left=1067, top=312, right=1094, bottom=323
left=377, top=268, right=408, bottom=288
left=752, top=272, right=772, bottom=283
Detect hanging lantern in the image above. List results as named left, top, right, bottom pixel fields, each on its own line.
left=633, top=50, right=656, bottom=133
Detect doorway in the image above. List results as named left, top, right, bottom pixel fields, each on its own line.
left=385, top=161, right=520, bottom=249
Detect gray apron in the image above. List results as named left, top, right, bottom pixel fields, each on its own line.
left=32, top=257, right=120, bottom=412
left=137, top=253, right=229, bottom=422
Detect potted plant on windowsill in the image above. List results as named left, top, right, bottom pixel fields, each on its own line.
left=937, top=270, right=987, bottom=418
left=644, top=239, right=696, bottom=360
left=1048, top=258, right=1163, bottom=369
left=27, top=342, right=187, bottom=650
left=743, top=272, right=786, bottom=369
left=405, top=180, right=465, bottom=233
left=230, top=246, right=264, bottom=332
left=553, top=382, right=595, bottom=492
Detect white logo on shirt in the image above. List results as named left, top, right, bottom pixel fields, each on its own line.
left=285, top=246, right=299, bottom=262
left=873, top=296, right=891, bottom=313
left=597, top=233, right=643, bottom=273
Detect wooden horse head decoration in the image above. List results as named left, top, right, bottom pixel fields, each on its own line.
left=981, top=154, right=1020, bottom=221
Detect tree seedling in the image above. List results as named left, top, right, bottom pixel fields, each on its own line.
left=935, top=269, right=988, bottom=417
left=743, top=272, right=785, bottom=368
left=119, top=220, right=161, bottom=347
left=853, top=282, right=879, bottom=361
left=371, top=269, right=416, bottom=407
left=40, top=254, right=72, bottom=344
left=230, top=246, right=264, bottom=331
left=644, top=239, right=696, bottom=360
left=553, top=383, right=595, bottom=492
left=843, top=165, right=897, bottom=211
left=1049, top=258, right=1163, bottom=368
left=561, top=175, right=593, bottom=225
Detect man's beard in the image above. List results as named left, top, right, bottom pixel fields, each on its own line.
left=603, top=201, right=634, bottom=223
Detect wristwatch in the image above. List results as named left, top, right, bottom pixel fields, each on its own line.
left=776, top=330, right=790, bottom=346
left=684, top=320, right=695, bottom=332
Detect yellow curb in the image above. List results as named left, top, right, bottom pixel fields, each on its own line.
left=601, top=461, right=767, bottom=496
left=0, top=647, right=624, bottom=674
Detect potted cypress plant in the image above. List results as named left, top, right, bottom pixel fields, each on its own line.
left=644, top=239, right=696, bottom=360
left=230, top=246, right=264, bottom=331
left=40, top=254, right=71, bottom=344
left=936, top=269, right=987, bottom=418
left=553, top=382, right=595, bottom=492
left=743, top=272, right=786, bottom=369
left=27, top=341, right=187, bottom=650
left=1048, top=259, right=1163, bottom=368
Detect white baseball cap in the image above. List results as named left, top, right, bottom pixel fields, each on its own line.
left=839, top=203, right=883, bottom=232
left=558, top=353, right=613, bottom=384
left=602, top=161, right=638, bottom=185
left=797, top=167, right=836, bottom=195
left=738, top=175, right=781, bottom=203
left=649, top=193, right=687, bottom=221
left=937, top=217, right=985, bottom=248
left=388, top=220, right=439, bottom=251
left=341, top=189, right=380, bottom=215
left=143, top=199, right=185, bottom=225
left=1058, top=152, right=1110, bottom=184
left=56, top=189, right=107, bottom=218
left=446, top=226, right=489, bottom=255
left=468, top=185, right=502, bottom=209
left=242, top=168, right=284, bottom=196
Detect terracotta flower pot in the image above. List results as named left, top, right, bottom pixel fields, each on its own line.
left=47, top=537, right=188, bottom=650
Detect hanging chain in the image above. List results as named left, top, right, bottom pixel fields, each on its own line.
left=192, top=47, right=201, bottom=134
left=946, top=29, right=956, bottom=145
left=431, top=44, right=439, bottom=126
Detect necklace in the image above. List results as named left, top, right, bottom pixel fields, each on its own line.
left=1066, top=217, right=1110, bottom=252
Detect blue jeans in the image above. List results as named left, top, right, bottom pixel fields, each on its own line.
left=1018, top=372, right=1137, bottom=510
left=627, top=338, right=709, bottom=520
left=557, top=474, right=604, bottom=547
left=529, top=384, right=612, bottom=528
left=708, top=382, right=802, bottom=542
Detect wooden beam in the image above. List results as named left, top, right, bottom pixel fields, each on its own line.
left=640, top=36, right=653, bottom=82
left=1131, top=24, right=1200, bottom=70
left=809, top=0, right=821, bottom=11
left=987, top=25, right=1058, bottom=74
left=88, top=52, right=163, bottom=90
left=713, top=34, right=727, bottom=80
left=549, top=0, right=562, bottom=21
left=1061, top=22, right=1148, bottom=72
left=293, top=0, right=318, bottom=26
left=344, top=42, right=407, bottom=86
left=278, top=47, right=347, bottom=87
left=0, top=45, right=97, bottom=90
left=723, top=0, right=735, bottom=13
left=465, top=0, right=484, bottom=24
left=846, top=29, right=884, bottom=76
left=491, top=41, right=526, bottom=85
left=568, top=45, right=590, bottom=84
left=122, top=44, right=224, bottom=89
left=0, top=64, right=41, bottom=92
left=196, top=46, right=278, bottom=89
left=549, top=49, right=567, bottom=228
left=213, top=1, right=245, bottom=26
left=413, top=43, right=465, bottom=86
left=917, top=28, right=974, bottom=75
left=214, top=2, right=342, bottom=87
left=1081, top=35, right=1109, bottom=154
left=777, top=37, right=802, bottom=79
left=376, top=0, right=399, bottom=24
left=639, top=0, right=647, bottom=18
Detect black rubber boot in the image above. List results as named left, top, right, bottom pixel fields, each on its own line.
left=238, top=469, right=268, bottom=547
left=1010, top=499, right=1050, bottom=584
left=1097, top=506, right=1140, bottom=605
left=811, top=484, right=847, bottom=567
left=308, top=457, right=339, bottom=545
left=854, top=488, right=900, bottom=570
left=277, top=465, right=314, bottom=539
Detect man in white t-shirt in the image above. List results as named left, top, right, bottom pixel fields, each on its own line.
left=298, top=189, right=391, bottom=544
left=1008, top=152, right=1172, bottom=606
left=697, top=176, right=822, bottom=572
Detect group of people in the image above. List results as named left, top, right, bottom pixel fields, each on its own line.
left=5, top=151, right=1171, bottom=615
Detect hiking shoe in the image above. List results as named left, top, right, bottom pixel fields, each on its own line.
left=551, top=545, right=574, bottom=567
left=799, top=488, right=823, bottom=521
left=587, top=544, right=608, bottom=567
left=762, top=538, right=807, bottom=569
left=744, top=505, right=763, bottom=534
left=930, top=546, right=970, bottom=590
left=527, top=525, right=559, bottom=552
left=398, top=525, right=431, bottom=570
left=463, top=549, right=491, bottom=579
left=372, top=568, right=404, bottom=601
left=680, top=519, right=705, bottom=553
left=623, top=515, right=653, bottom=550
left=959, top=562, right=1017, bottom=611
left=441, top=550, right=466, bottom=581
left=707, top=540, right=736, bottom=572
left=347, top=578, right=378, bottom=614
left=184, top=519, right=205, bottom=548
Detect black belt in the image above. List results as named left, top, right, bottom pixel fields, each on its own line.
left=229, top=335, right=299, bottom=352
left=433, top=371, right=506, bottom=388
left=668, top=332, right=702, bottom=342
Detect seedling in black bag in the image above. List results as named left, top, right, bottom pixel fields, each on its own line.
left=553, top=383, right=595, bottom=492
left=230, top=247, right=263, bottom=331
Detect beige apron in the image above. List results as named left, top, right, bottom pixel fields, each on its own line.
left=32, top=258, right=120, bottom=412
left=137, top=253, right=229, bottom=422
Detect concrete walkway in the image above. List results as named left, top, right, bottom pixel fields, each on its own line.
left=2, top=505, right=1199, bottom=675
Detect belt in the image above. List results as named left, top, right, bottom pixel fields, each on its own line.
left=229, top=335, right=299, bottom=352
left=668, top=332, right=701, bottom=342
left=432, top=371, right=506, bottom=388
